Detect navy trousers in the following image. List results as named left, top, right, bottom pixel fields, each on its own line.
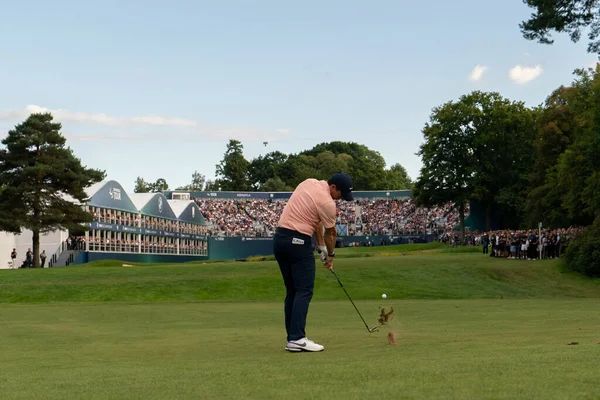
left=273, top=227, right=315, bottom=342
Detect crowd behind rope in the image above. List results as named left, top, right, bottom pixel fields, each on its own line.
left=193, top=197, right=466, bottom=237
left=439, top=226, right=584, bottom=260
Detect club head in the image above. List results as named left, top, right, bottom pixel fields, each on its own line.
left=369, top=326, right=379, bottom=333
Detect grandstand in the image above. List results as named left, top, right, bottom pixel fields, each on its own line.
left=166, top=189, right=467, bottom=239
left=84, top=180, right=208, bottom=257
left=1, top=180, right=210, bottom=269
left=1, top=182, right=469, bottom=268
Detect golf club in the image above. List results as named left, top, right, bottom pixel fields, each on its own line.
left=330, top=268, right=379, bottom=333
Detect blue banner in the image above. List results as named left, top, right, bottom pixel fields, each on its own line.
left=165, top=190, right=412, bottom=200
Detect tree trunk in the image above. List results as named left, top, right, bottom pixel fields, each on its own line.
left=459, top=202, right=465, bottom=244
left=32, top=229, right=40, bottom=268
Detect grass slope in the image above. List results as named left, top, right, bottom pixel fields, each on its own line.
left=0, top=250, right=598, bottom=303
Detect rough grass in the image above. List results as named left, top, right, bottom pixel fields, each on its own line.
left=0, top=250, right=598, bottom=303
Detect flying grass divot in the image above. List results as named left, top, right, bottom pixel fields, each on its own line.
left=377, top=294, right=396, bottom=345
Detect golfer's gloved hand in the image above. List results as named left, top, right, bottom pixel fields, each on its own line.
left=317, top=246, right=328, bottom=263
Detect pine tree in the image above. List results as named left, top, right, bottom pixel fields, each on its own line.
left=0, top=113, right=105, bottom=267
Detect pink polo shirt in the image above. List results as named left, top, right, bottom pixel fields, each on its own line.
left=277, top=179, right=336, bottom=237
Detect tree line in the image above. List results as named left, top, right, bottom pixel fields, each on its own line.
left=134, top=140, right=414, bottom=193
left=412, top=67, right=600, bottom=235
left=517, top=0, right=600, bottom=277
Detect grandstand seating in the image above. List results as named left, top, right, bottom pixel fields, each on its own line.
left=193, top=197, right=469, bottom=237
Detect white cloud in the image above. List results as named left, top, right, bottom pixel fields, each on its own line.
left=0, top=104, right=197, bottom=127
left=468, top=65, right=487, bottom=81
left=0, top=105, right=291, bottom=142
left=508, top=65, right=543, bottom=84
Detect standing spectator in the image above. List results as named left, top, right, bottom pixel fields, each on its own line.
left=10, top=248, right=17, bottom=268
left=26, top=248, right=33, bottom=268
left=40, top=250, right=47, bottom=268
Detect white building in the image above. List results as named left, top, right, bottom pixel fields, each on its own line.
left=0, top=229, right=69, bottom=269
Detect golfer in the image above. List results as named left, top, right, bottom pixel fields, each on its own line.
left=273, top=172, right=354, bottom=352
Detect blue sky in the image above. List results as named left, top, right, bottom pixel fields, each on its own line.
left=0, top=0, right=597, bottom=192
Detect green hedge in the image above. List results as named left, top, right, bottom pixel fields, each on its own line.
left=564, top=216, right=600, bottom=277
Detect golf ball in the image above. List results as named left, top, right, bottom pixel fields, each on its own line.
left=382, top=294, right=387, bottom=299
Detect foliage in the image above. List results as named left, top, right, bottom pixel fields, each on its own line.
left=138, top=140, right=412, bottom=192
left=520, top=0, right=600, bottom=54
left=524, top=66, right=600, bottom=228
left=301, top=141, right=387, bottom=190
left=204, top=179, right=220, bottom=191
left=385, top=163, right=414, bottom=190
left=412, top=98, right=477, bottom=238
left=134, top=177, right=150, bottom=193
left=176, top=171, right=206, bottom=191
left=215, top=139, right=251, bottom=191
left=564, top=216, right=600, bottom=277
left=153, top=178, right=169, bottom=192
left=134, top=177, right=170, bottom=193
left=262, top=176, right=289, bottom=192
left=0, top=113, right=105, bottom=267
left=247, top=151, right=288, bottom=190
left=413, top=91, right=536, bottom=233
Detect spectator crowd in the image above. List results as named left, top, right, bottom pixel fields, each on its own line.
left=193, top=196, right=465, bottom=237
left=191, top=196, right=583, bottom=260
left=439, top=226, right=584, bottom=260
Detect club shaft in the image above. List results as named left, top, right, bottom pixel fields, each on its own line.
left=331, top=269, right=372, bottom=332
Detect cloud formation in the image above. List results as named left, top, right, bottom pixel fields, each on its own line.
left=0, top=105, right=197, bottom=127
left=0, top=104, right=291, bottom=142
left=508, top=65, right=543, bottom=84
left=468, top=65, right=487, bottom=81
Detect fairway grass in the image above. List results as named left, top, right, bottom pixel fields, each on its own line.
left=1, top=300, right=599, bottom=399
left=1, top=248, right=599, bottom=399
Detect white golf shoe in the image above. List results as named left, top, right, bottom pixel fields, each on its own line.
left=285, top=337, right=324, bottom=352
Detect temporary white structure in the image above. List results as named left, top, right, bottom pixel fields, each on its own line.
left=0, top=229, right=69, bottom=269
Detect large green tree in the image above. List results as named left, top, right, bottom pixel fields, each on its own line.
left=560, top=67, right=600, bottom=222
left=525, top=87, right=578, bottom=228
left=412, top=99, right=477, bottom=240
left=520, top=0, right=600, bottom=54
left=247, top=151, right=288, bottom=190
left=385, top=163, right=413, bottom=190
left=413, top=91, right=537, bottom=235
left=262, top=176, right=289, bottom=192
left=301, top=141, right=387, bottom=190
left=313, top=151, right=353, bottom=181
left=279, top=154, right=318, bottom=188
left=467, top=92, right=537, bottom=229
left=0, top=113, right=105, bottom=267
left=526, top=67, right=600, bottom=227
left=215, top=139, right=251, bottom=191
